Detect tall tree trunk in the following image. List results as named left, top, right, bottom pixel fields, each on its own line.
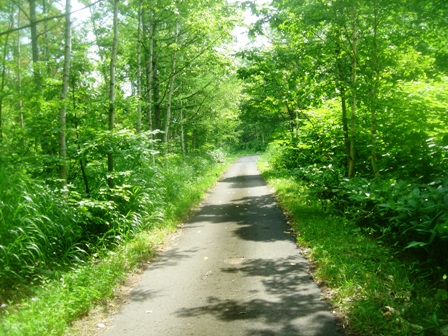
left=136, top=0, right=142, bottom=134
left=143, top=4, right=156, bottom=163
left=108, top=0, right=119, bottom=188
left=17, top=10, right=24, bottom=128
left=340, top=85, right=350, bottom=174
left=58, top=0, right=72, bottom=187
left=42, top=0, right=48, bottom=64
left=370, top=0, right=380, bottom=177
left=153, top=53, right=161, bottom=133
left=29, top=0, right=41, bottom=89
left=348, top=8, right=358, bottom=179
left=0, top=31, right=10, bottom=143
left=149, top=9, right=156, bottom=164
left=164, top=20, right=179, bottom=145
left=180, top=99, right=185, bottom=155
left=72, top=85, right=90, bottom=195
left=143, top=8, right=154, bottom=132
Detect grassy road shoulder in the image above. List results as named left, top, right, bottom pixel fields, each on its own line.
left=258, top=157, right=447, bottom=336
left=0, top=157, right=233, bottom=336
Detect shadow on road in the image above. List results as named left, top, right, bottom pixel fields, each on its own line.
left=220, top=175, right=267, bottom=188
left=149, top=247, right=201, bottom=270
left=192, top=194, right=292, bottom=243
left=175, top=257, right=340, bottom=336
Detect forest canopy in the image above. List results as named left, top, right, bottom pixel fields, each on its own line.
left=0, top=0, right=243, bottom=292
left=237, top=0, right=448, bottom=282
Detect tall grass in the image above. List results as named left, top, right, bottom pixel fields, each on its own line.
left=0, top=150, right=229, bottom=302
left=0, top=167, right=83, bottom=296
left=0, top=151, right=230, bottom=334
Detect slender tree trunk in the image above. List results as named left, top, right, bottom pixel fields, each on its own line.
left=136, top=0, right=142, bottom=134
left=180, top=99, right=185, bottom=155
left=42, top=0, right=48, bottom=64
left=17, top=10, right=24, bottom=128
left=340, top=85, right=350, bottom=174
left=58, top=0, right=72, bottom=187
left=153, top=54, right=161, bottom=132
left=108, top=0, right=119, bottom=188
left=294, top=109, right=299, bottom=139
left=164, top=20, right=179, bottom=145
left=72, top=86, right=90, bottom=195
left=370, top=0, right=380, bottom=177
left=348, top=8, right=358, bottom=179
left=143, top=4, right=156, bottom=163
left=147, top=10, right=154, bottom=135
left=29, top=0, right=41, bottom=88
left=283, top=102, right=295, bottom=134
left=0, top=32, right=10, bottom=143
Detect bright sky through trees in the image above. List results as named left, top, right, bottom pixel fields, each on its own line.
left=230, top=0, right=270, bottom=51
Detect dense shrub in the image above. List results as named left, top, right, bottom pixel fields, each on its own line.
left=0, top=150, right=225, bottom=296
left=264, top=137, right=448, bottom=280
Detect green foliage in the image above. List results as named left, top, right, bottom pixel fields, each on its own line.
left=265, top=135, right=448, bottom=276
left=0, top=149, right=230, bottom=302
left=0, top=166, right=84, bottom=291
left=0, top=230, right=160, bottom=336
left=0, top=151, right=230, bottom=333
left=259, top=156, right=448, bottom=336
left=336, top=178, right=448, bottom=273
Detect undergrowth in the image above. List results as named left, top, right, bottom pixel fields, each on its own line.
left=258, top=156, right=448, bottom=336
left=0, top=152, right=231, bottom=335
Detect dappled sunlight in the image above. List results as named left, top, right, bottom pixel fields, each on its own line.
left=176, top=256, right=340, bottom=335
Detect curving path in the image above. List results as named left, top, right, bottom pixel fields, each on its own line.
left=102, top=156, right=341, bottom=336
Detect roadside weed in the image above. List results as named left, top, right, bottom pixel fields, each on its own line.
left=258, top=157, right=447, bottom=336
left=0, top=154, right=231, bottom=335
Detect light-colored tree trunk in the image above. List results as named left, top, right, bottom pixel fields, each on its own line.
left=136, top=0, right=142, bottom=134
left=58, top=0, right=72, bottom=187
left=0, top=28, right=10, bottom=143
left=17, top=10, right=24, bottom=128
left=164, top=20, right=179, bottom=146
left=42, top=0, right=48, bottom=63
left=180, top=99, right=185, bottom=155
left=340, top=85, right=350, bottom=174
left=29, top=0, right=41, bottom=89
left=147, top=11, right=154, bottom=135
left=348, top=7, right=358, bottom=179
left=143, top=3, right=156, bottom=163
left=108, top=0, right=119, bottom=188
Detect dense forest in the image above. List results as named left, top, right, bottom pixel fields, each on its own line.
left=238, top=0, right=447, bottom=279
left=0, top=0, right=240, bottom=295
left=0, top=0, right=447, bottom=334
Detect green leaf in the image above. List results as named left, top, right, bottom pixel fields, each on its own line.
left=405, top=241, right=427, bottom=249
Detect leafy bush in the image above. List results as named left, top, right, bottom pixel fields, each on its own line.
left=338, top=178, right=448, bottom=274
left=0, top=148, right=227, bottom=299
left=0, top=167, right=84, bottom=290
left=265, top=137, right=448, bottom=279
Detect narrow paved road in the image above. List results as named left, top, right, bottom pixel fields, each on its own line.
left=103, top=156, right=340, bottom=336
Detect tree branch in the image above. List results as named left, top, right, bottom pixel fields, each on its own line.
left=0, top=0, right=102, bottom=38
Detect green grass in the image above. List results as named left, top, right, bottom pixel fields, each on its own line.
left=0, top=156, right=232, bottom=335
left=0, top=228, right=166, bottom=335
left=258, top=158, right=448, bottom=336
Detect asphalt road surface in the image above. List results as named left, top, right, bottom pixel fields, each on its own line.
left=102, top=156, right=340, bottom=336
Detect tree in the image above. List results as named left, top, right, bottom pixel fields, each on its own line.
left=58, top=0, right=72, bottom=186
left=107, top=0, right=119, bottom=188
